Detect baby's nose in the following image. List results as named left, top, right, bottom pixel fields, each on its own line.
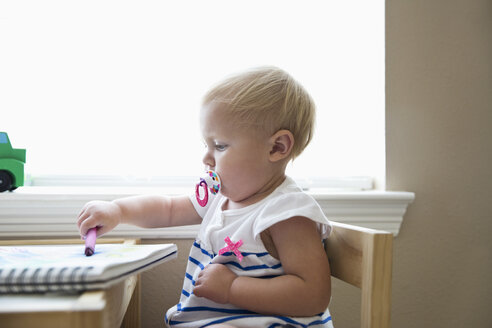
left=202, top=151, right=215, bottom=169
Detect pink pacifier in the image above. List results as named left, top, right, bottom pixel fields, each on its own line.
left=195, top=170, right=221, bottom=207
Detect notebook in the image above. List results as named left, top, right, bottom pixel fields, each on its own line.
left=0, top=243, right=177, bottom=294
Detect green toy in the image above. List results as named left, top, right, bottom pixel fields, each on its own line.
left=0, top=132, right=26, bottom=192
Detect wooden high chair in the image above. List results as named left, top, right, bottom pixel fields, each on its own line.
left=324, top=222, right=393, bottom=328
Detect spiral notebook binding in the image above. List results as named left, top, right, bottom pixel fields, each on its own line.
left=0, top=266, right=95, bottom=294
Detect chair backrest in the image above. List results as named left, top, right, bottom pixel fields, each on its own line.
left=324, top=222, right=393, bottom=328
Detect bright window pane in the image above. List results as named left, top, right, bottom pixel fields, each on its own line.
left=0, top=0, right=385, bottom=186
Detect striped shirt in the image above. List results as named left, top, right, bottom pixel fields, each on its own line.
left=165, top=177, right=334, bottom=328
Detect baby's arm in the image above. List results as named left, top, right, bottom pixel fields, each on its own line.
left=77, top=195, right=201, bottom=237
left=193, top=216, right=331, bottom=316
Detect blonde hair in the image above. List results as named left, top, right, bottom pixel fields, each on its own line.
left=202, top=66, right=316, bottom=159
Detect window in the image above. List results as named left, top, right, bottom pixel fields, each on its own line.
left=0, top=0, right=385, bottom=189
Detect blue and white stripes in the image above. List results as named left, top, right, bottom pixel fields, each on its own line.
left=166, top=240, right=333, bottom=328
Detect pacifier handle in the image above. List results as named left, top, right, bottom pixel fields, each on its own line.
left=195, top=179, right=209, bottom=207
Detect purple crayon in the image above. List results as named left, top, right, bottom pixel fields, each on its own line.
left=85, top=228, right=97, bottom=256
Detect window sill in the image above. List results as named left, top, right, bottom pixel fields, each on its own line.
left=0, top=187, right=414, bottom=239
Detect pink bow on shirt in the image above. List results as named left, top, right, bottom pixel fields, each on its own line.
left=218, top=237, right=244, bottom=262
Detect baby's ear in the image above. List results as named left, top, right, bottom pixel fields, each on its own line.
left=269, top=130, right=294, bottom=162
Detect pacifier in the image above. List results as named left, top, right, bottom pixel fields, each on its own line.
left=195, top=170, right=221, bottom=207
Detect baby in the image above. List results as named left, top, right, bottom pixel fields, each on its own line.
left=77, top=66, right=333, bottom=327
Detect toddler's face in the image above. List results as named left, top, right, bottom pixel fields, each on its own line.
left=200, top=103, right=276, bottom=206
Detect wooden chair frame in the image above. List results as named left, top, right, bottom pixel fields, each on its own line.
left=325, top=222, right=393, bottom=328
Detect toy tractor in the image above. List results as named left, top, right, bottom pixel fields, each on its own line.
left=0, top=132, right=26, bottom=192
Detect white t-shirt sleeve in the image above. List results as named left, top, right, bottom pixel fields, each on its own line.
left=253, top=192, right=332, bottom=240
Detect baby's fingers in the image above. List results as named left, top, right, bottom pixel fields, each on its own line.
left=78, top=214, right=98, bottom=237
left=76, top=205, right=89, bottom=229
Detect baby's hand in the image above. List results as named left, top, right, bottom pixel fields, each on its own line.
left=193, top=263, right=237, bottom=304
left=77, top=200, right=122, bottom=238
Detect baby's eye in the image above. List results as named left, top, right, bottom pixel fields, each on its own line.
left=215, top=144, right=228, bottom=151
